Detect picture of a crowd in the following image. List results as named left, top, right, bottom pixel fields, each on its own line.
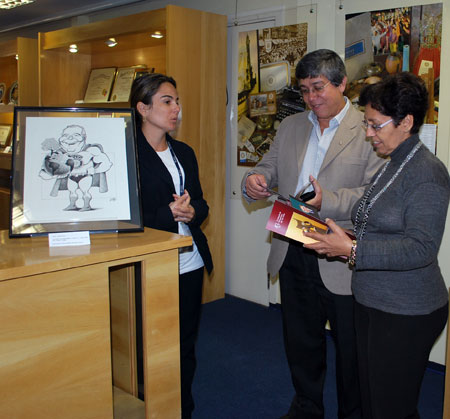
left=371, top=7, right=411, bottom=55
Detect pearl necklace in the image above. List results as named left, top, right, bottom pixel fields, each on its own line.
left=354, top=141, right=422, bottom=240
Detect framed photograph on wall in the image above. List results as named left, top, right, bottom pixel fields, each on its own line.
left=248, top=91, right=277, bottom=118
left=9, top=106, right=143, bottom=237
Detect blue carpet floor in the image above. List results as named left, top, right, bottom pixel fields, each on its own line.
left=192, top=294, right=445, bottom=419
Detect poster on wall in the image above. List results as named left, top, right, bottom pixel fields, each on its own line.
left=344, top=4, right=442, bottom=153
left=238, top=31, right=259, bottom=120
left=237, top=23, right=308, bottom=166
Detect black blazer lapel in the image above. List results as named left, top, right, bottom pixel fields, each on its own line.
left=137, top=132, right=175, bottom=192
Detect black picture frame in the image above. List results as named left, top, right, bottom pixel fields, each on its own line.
left=9, top=106, right=143, bottom=237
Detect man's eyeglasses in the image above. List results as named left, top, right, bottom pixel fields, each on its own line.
left=362, top=118, right=393, bottom=132
left=299, top=81, right=331, bottom=96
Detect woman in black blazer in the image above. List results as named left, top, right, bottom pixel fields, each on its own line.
left=130, top=74, right=212, bottom=419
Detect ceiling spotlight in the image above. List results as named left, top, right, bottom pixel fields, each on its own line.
left=151, top=31, right=163, bottom=39
left=15, top=54, right=18, bottom=60
left=105, top=38, right=117, bottom=47
left=69, top=44, right=78, bottom=53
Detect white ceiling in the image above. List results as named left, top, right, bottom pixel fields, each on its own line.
left=0, top=0, right=150, bottom=33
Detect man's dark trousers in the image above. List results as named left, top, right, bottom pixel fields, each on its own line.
left=279, top=240, right=361, bottom=419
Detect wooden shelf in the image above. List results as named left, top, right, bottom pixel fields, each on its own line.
left=0, top=104, right=14, bottom=113
left=74, top=101, right=130, bottom=108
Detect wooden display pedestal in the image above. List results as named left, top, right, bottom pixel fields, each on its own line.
left=0, top=228, right=190, bottom=419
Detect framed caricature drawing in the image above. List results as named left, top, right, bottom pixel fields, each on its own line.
left=9, top=107, right=143, bottom=237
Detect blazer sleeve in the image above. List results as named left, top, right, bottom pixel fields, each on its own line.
left=142, top=199, right=176, bottom=232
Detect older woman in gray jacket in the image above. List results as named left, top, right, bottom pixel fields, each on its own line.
left=304, top=72, right=450, bottom=419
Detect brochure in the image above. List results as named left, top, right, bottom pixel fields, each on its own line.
left=266, top=199, right=328, bottom=244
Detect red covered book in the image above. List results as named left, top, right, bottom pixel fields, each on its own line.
left=266, top=199, right=328, bottom=244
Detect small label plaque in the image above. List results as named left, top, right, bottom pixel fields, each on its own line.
left=48, top=231, right=91, bottom=247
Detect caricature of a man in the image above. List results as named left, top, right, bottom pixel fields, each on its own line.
left=39, top=124, right=112, bottom=211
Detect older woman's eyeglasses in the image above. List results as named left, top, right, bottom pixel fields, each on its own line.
left=299, top=81, right=331, bottom=96
left=362, top=119, right=393, bottom=132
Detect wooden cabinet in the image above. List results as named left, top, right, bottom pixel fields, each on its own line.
left=0, top=227, right=191, bottom=419
left=0, top=37, right=39, bottom=230
left=39, top=5, right=227, bottom=302
left=0, top=37, right=39, bottom=109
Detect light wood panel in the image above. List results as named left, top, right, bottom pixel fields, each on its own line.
left=166, top=6, right=227, bottom=302
left=0, top=56, right=17, bottom=93
left=39, top=47, right=91, bottom=106
left=91, top=44, right=166, bottom=75
left=17, top=37, right=39, bottom=106
left=0, top=39, right=17, bottom=100
left=0, top=228, right=191, bottom=281
left=113, top=386, right=145, bottom=419
left=0, top=111, right=13, bottom=125
left=0, top=227, right=190, bottom=419
left=0, top=263, right=114, bottom=419
left=110, top=264, right=137, bottom=396
left=0, top=37, right=39, bottom=107
left=0, top=38, right=17, bottom=57
left=142, top=249, right=181, bottom=418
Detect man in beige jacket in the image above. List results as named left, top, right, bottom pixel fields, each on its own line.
left=242, top=49, right=384, bottom=419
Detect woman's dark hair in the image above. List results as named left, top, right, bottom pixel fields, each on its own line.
left=130, top=73, right=177, bottom=126
left=359, top=72, right=428, bottom=134
left=295, top=49, right=346, bottom=86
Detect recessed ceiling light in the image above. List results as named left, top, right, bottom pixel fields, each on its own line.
left=105, top=38, right=117, bottom=47
left=69, top=44, right=78, bottom=53
left=151, top=31, right=163, bottom=39
left=0, top=0, right=34, bottom=10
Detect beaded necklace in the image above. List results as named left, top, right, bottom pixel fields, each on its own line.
left=354, top=141, right=422, bottom=240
